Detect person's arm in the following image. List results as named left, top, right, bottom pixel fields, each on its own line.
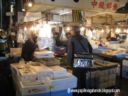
left=67, top=39, right=74, bottom=67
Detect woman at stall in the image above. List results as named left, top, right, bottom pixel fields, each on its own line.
left=21, top=32, right=38, bottom=62
left=67, top=26, right=92, bottom=94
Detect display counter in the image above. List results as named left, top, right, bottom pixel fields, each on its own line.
left=93, top=47, right=128, bottom=79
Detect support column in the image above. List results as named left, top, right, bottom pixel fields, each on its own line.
left=0, top=0, right=3, bottom=28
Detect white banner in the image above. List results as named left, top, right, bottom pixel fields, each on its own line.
left=24, top=12, right=42, bottom=22
left=33, top=0, right=127, bottom=12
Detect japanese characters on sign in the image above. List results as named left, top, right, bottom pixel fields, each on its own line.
left=91, top=0, right=119, bottom=10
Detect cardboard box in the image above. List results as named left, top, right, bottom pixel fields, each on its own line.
left=10, top=48, right=22, bottom=57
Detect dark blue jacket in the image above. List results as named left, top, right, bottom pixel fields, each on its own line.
left=67, top=36, right=92, bottom=66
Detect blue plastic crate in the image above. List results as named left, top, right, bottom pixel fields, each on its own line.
left=51, top=90, right=72, bottom=96
left=31, top=90, right=72, bottom=96
left=31, top=93, right=50, bottom=96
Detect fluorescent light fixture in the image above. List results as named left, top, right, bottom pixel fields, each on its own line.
left=59, top=11, right=72, bottom=15
left=48, top=21, right=61, bottom=24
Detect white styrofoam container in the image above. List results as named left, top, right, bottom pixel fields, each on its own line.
left=49, top=66, right=68, bottom=79
left=34, top=51, right=54, bottom=59
left=30, top=65, right=53, bottom=81
left=123, top=60, right=128, bottom=65
left=18, top=81, right=50, bottom=96
left=123, top=60, right=128, bottom=73
left=51, top=75, right=77, bottom=92
left=11, top=64, right=39, bottom=83
left=122, top=71, right=128, bottom=79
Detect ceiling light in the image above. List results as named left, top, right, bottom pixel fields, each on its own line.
left=115, top=28, right=121, bottom=34
left=74, top=0, right=79, bottom=3
left=59, top=11, right=72, bottom=15
left=80, top=26, right=85, bottom=32
left=28, top=2, right=33, bottom=7
left=24, top=27, right=27, bottom=31
left=66, top=27, right=71, bottom=32
left=22, top=8, right=26, bottom=12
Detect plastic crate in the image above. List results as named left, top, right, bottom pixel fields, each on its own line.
left=26, top=90, right=72, bottom=96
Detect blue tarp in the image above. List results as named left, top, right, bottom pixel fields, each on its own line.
left=115, top=54, right=128, bottom=60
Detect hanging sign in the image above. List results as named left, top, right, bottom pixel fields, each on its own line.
left=30, top=0, right=126, bottom=12
left=91, top=0, right=120, bottom=11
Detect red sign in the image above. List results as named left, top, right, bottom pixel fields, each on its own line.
left=98, top=1, right=105, bottom=9
left=113, top=3, right=118, bottom=10
left=91, top=0, right=118, bottom=10
left=91, top=0, right=98, bottom=8
left=106, top=2, right=112, bottom=9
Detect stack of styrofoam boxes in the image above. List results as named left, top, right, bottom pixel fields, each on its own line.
left=108, top=68, right=117, bottom=87
left=98, top=68, right=117, bottom=88
left=11, top=64, right=51, bottom=96
left=86, top=71, right=100, bottom=88
left=11, top=64, right=77, bottom=96
left=123, top=60, right=128, bottom=79
left=32, top=65, right=77, bottom=93
left=98, top=70, right=108, bottom=88
left=85, top=67, right=117, bottom=89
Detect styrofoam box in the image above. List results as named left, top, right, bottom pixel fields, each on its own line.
left=34, top=51, right=54, bottom=59
left=18, top=69, right=39, bottom=82
left=16, top=75, right=76, bottom=96
left=49, top=66, right=68, bottom=79
left=109, top=74, right=116, bottom=80
left=18, top=81, right=50, bottom=96
left=11, top=64, right=41, bottom=83
left=123, top=60, right=128, bottom=65
left=123, top=60, right=128, bottom=72
left=30, top=65, right=53, bottom=82
left=51, top=75, right=77, bottom=92
left=32, top=90, right=72, bottom=96
left=13, top=72, right=50, bottom=96
left=123, top=66, right=128, bottom=71
left=123, top=71, right=128, bottom=79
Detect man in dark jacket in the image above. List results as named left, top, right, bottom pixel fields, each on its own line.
left=67, top=26, right=92, bottom=67
left=21, top=33, right=37, bottom=62
left=67, top=26, right=92, bottom=96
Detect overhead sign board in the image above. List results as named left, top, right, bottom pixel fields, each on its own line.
left=32, top=0, right=127, bottom=12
